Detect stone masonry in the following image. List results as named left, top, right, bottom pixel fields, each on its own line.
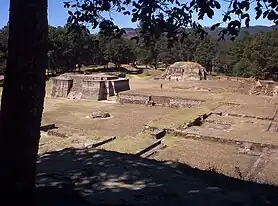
left=118, top=91, right=205, bottom=108
left=51, top=73, right=130, bottom=100
left=166, top=61, right=208, bottom=81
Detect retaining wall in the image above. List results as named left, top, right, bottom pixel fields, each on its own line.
left=80, top=80, right=106, bottom=100
left=118, top=92, right=205, bottom=108
left=51, top=77, right=73, bottom=98
left=119, top=93, right=149, bottom=105
left=51, top=73, right=130, bottom=100
left=112, top=79, right=130, bottom=94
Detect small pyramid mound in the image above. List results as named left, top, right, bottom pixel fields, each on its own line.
left=166, top=61, right=206, bottom=80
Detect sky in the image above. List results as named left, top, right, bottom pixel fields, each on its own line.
left=0, top=0, right=275, bottom=30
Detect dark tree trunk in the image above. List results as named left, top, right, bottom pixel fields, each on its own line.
left=153, top=56, right=158, bottom=70
left=0, top=0, right=48, bottom=205
left=116, top=63, right=121, bottom=71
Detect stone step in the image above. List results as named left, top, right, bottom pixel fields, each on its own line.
left=141, top=143, right=167, bottom=159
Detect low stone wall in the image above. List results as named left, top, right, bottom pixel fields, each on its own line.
left=167, top=74, right=200, bottom=81
left=210, top=76, right=249, bottom=82
left=169, top=98, right=205, bottom=108
left=61, top=73, right=117, bottom=81
left=208, top=76, right=278, bottom=97
left=118, top=92, right=205, bottom=108
left=255, top=81, right=278, bottom=96
left=51, top=77, right=73, bottom=98
left=118, top=92, right=149, bottom=105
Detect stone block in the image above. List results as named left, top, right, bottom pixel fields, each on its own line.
left=152, top=129, right=166, bottom=139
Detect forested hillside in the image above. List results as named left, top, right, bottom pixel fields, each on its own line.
left=122, top=25, right=278, bottom=38
left=0, top=24, right=277, bottom=80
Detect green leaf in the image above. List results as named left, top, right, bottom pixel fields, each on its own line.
left=64, top=2, right=70, bottom=8
left=255, top=10, right=262, bottom=20
left=263, top=10, right=269, bottom=18
left=211, top=23, right=220, bottom=31
left=123, top=11, right=131, bottom=15
left=245, top=18, right=250, bottom=27
left=268, top=10, right=277, bottom=21
left=223, top=14, right=231, bottom=22
left=241, top=13, right=249, bottom=19
left=214, top=1, right=221, bottom=9
left=207, top=9, right=214, bottom=19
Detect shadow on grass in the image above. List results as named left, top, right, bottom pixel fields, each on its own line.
left=36, top=148, right=278, bottom=205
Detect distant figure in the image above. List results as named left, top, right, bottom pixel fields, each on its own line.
left=160, top=84, right=163, bottom=89
left=204, top=68, right=208, bottom=80
left=176, top=78, right=178, bottom=81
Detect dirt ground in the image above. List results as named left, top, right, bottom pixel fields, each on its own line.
left=42, top=97, right=175, bottom=138
left=39, top=76, right=278, bottom=198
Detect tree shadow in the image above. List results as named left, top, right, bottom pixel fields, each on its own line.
left=37, top=148, right=278, bottom=205
left=40, top=124, right=58, bottom=132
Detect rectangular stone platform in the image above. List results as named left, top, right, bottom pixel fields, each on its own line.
left=118, top=91, right=205, bottom=108
left=50, top=73, right=130, bottom=100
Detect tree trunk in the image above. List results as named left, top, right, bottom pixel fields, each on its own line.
left=0, top=0, right=48, bottom=205
left=153, top=56, right=158, bottom=70
left=116, top=63, right=121, bottom=71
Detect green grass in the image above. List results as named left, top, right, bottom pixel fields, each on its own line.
left=127, top=69, right=165, bottom=80
left=81, top=65, right=106, bottom=71
left=139, top=69, right=165, bottom=77
left=148, top=102, right=218, bottom=129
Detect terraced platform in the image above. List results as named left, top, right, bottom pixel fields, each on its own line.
left=38, top=77, right=278, bottom=204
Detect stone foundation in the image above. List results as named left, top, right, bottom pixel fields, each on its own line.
left=51, top=77, right=73, bottom=98
left=50, top=73, right=130, bottom=100
left=249, top=80, right=278, bottom=96
left=80, top=80, right=107, bottom=100
left=112, top=79, right=130, bottom=94
left=209, top=76, right=278, bottom=97
left=165, top=62, right=207, bottom=81
left=118, top=92, right=205, bottom=108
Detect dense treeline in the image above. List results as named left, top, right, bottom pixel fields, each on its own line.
left=0, top=24, right=277, bottom=80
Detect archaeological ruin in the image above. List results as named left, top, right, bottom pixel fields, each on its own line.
left=41, top=63, right=278, bottom=194
left=165, top=61, right=208, bottom=81
left=50, top=73, right=130, bottom=100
